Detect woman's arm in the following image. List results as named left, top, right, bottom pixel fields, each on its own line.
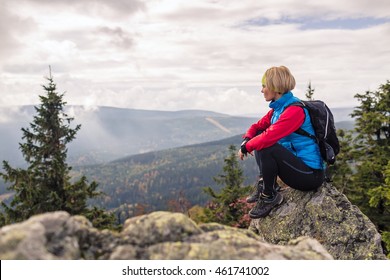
left=245, top=106, right=305, bottom=153
left=243, top=109, right=274, bottom=139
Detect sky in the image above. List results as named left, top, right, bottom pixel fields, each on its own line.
left=0, top=0, right=389, bottom=116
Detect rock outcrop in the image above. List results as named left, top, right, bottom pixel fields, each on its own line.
left=0, top=211, right=332, bottom=260
left=0, top=183, right=386, bottom=260
left=250, top=183, right=387, bottom=260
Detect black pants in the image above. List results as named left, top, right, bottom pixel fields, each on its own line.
left=256, top=143, right=325, bottom=196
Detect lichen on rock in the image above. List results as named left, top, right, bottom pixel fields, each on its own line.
left=0, top=211, right=332, bottom=260
left=249, top=183, right=386, bottom=260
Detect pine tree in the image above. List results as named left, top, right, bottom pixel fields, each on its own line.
left=0, top=71, right=116, bottom=229
left=305, top=81, right=315, bottom=100
left=349, top=81, right=390, bottom=233
left=203, top=145, right=250, bottom=227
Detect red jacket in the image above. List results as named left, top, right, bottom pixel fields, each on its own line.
left=244, top=106, right=305, bottom=153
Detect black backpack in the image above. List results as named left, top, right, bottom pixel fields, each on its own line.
left=287, top=100, right=340, bottom=165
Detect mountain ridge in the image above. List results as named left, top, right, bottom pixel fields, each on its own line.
left=0, top=106, right=258, bottom=166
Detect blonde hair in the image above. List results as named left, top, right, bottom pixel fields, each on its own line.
left=262, top=66, right=296, bottom=93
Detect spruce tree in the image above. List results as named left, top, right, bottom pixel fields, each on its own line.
left=0, top=71, right=116, bottom=229
left=349, top=81, right=390, bottom=233
left=203, top=145, right=250, bottom=227
left=305, top=81, right=315, bottom=100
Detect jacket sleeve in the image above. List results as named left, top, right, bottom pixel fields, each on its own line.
left=243, top=109, right=274, bottom=139
left=245, top=106, right=305, bottom=152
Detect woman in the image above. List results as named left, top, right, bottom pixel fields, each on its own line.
left=238, top=66, right=325, bottom=218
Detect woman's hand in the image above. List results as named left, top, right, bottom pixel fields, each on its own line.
left=238, top=149, right=253, bottom=160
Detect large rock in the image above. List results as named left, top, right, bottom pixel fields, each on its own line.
left=0, top=211, right=120, bottom=260
left=0, top=211, right=332, bottom=260
left=249, top=183, right=386, bottom=260
left=0, top=212, right=87, bottom=259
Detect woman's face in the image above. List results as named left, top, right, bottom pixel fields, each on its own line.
left=261, top=84, right=279, bottom=102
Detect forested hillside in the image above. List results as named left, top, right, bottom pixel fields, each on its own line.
left=72, top=135, right=259, bottom=219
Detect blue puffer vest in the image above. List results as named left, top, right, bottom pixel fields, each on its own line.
left=269, top=92, right=323, bottom=170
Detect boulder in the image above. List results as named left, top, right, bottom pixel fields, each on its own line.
left=249, top=183, right=387, bottom=260
left=0, top=212, right=84, bottom=259
left=0, top=211, right=332, bottom=260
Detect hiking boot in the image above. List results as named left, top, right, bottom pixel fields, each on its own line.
left=246, top=180, right=263, bottom=203
left=249, top=192, right=284, bottom=219
left=246, top=180, right=281, bottom=203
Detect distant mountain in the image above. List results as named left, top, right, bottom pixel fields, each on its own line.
left=329, top=107, right=354, bottom=122
left=335, top=121, right=355, bottom=131
left=0, top=105, right=355, bottom=167
left=0, top=106, right=259, bottom=166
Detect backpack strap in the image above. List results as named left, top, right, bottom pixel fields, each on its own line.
left=295, top=127, right=318, bottom=142
left=286, top=102, right=318, bottom=143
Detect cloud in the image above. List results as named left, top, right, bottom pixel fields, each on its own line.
left=0, top=0, right=389, bottom=115
left=0, top=2, right=36, bottom=61
left=96, top=26, right=135, bottom=49
left=62, top=85, right=267, bottom=116
left=14, top=0, right=146, bottom=18
left=0, top=106, right=32, bottom=123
